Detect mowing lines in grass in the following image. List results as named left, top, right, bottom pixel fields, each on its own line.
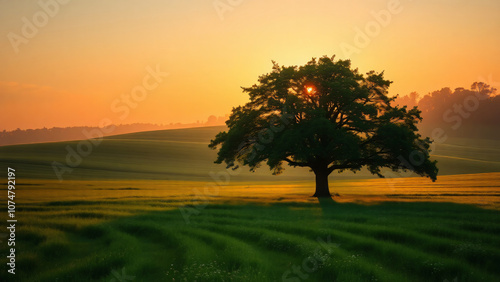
left=282, top=235, right=340, bottom=281
left=5, top=201, right=500, bottom=280
left=178, top=167, right=237, bottom=223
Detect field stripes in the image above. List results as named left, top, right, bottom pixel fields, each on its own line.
left=2, top=200, right=500, bottom=281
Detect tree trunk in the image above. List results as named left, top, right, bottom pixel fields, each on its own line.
left=313, top=168, right=331, bottom=197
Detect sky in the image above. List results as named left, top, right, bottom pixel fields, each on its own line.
left=1, top=0, right=499, bottom=131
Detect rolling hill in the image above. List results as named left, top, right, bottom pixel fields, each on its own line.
left=1, top=126, right=500, bottom=182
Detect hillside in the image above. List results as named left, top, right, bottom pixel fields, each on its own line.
left=1, top=126, right=500, bottom=182
left=0, top=117, right=227, bottom=146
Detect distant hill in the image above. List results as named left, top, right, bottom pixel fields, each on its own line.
left=0, top=115, right=228, bottom=146
left=1, top=126, right=500, bottom=183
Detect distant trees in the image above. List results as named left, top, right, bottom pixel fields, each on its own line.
left=0, top=115, right=229, bottom=146
left=210, top=56, right=438, bottom=197
left=394, top=82, right=499, bottom=138
left=206, top=115, right=228, bottom=126
left=394, top=91, right=419, bottom=109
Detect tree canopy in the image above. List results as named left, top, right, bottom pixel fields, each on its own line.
left=209, top=56, right=438, bottom=197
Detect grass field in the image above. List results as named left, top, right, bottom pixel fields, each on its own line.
left=1, top=195, right=500, bottom=281
left=1, top=127, right=500, bottom=281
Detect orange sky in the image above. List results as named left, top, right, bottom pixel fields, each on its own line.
left=1, top=0, right=499, bottom=131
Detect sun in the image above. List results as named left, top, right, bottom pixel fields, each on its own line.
left=305, top=85, right=315, bottom=94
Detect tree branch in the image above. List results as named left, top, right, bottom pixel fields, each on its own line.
left=284, top=157, right=310, bottom=167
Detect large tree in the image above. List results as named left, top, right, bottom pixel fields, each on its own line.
left=209, top=56, right=438, bottom=197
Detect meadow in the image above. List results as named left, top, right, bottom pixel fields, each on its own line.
left=1, top=127, right=500, bottom=281
left=1, top=188, right=500, bottom=281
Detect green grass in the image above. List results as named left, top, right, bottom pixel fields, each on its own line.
left=1, top=200, right=499, bottom=281
left=1, top=127, right=500, bottom=281
left=1, top=126, right=500, bottom=182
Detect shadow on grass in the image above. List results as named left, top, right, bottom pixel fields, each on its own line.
left=317, top=196, right=336, bottom=210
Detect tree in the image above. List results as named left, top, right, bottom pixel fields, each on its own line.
left=209, top=56, right=438, bottom=197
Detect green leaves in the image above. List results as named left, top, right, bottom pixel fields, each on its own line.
left=209, top=55, right=438, bottom=182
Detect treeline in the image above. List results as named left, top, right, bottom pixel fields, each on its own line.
left=394, top=82, right=500, bottom=139
left=0, top=115, right=228, bottom=146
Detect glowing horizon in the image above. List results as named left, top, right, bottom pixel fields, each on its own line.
left=1, top=0, right=499, bottom=131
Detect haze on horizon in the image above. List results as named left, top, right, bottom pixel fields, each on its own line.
left=1, top=0, right=499, bottom=131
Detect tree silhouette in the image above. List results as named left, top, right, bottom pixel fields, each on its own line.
left=209, top=56, right=438, bottom=197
